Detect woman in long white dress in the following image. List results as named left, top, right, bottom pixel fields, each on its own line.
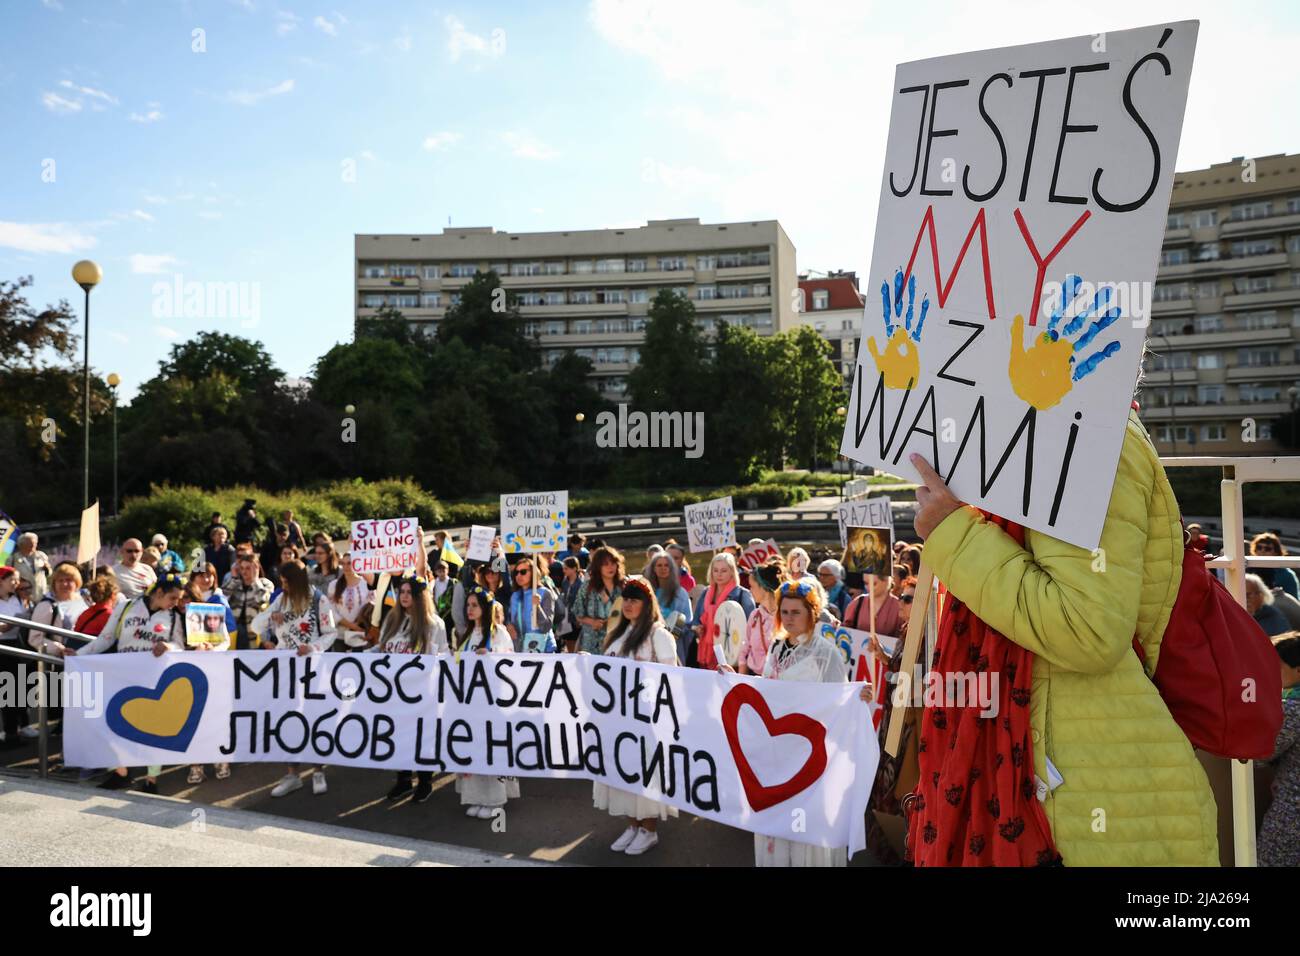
left=591, top=576, right=680, bottom=857
left=454, top=587, right=518, bottom=819
left=755, top=579, right=872, bottom=867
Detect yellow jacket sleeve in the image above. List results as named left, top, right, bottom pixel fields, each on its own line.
left=922, top=423, right=1153, bottom=674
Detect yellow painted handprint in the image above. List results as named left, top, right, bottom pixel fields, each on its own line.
left=1008, top=274, right=1123, bottom=411
left=867, top=268, right=929, bottom=390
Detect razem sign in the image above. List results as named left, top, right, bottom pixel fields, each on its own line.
left=840, top=23, right=1198, bottom=550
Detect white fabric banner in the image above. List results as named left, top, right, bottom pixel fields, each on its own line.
left=63, top=651, right=879, bottom=852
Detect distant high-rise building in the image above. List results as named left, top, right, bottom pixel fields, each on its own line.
left=355, top=218, right=798, bottom=399
left=1142, top=153, right=1300, bottom=454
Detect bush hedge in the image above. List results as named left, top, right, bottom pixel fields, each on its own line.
left=112, top=480, right=812, bottom=551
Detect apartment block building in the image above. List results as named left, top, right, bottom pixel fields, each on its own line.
left=1142, top=153, right=1300, bottom=455
left=793, top=272, right=865, bottom=385
left=355, top=218, right=798, bottom=398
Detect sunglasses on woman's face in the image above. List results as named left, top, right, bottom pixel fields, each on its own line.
left=514, top=568, right=531, bottom=578
left=901, top=594, right=914, bottom=603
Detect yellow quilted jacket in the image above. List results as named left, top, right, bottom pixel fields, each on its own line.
left=923, top=412, right=1219, bottom=866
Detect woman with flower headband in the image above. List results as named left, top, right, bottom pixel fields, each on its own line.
left=688, top=552, right=755, bottom=670
left=372, top=575, right=448, bottom=804
left=756, top=578, right=872, bottom=866
left=65, top=571, right=189, bottom=792
left=738, top=557, right=785, bottom=676
left=455, top=585, right=518, bottom=819
left=263, top=560, right=339, bottom=799
left=592, top=576, right=681, bottom=856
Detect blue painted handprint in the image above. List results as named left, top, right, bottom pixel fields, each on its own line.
left=1009, top=274, right=1122, bottom=410
left=867, top=268, right=930, bottom=390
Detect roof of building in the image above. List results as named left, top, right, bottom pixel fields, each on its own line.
left=797, top=275, right=865, bottom=311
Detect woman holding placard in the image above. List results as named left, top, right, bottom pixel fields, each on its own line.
left=374, top=576, right=448, bottom=804
left=739, top=558, right=785, bottom=676
left=455, top=587, right=518, bottom=818
left=646, top=552, right=692, bottom=663
left=593, top=576, right=680, bottom=856
left=327, top=552, right=371, bottom=651
left=506, top=555, right=558, bottom=653
left=573, top=547, right=626, bottom=655
left=264, top=561, right=339, bottom=799
left=756, top=580, right=872, bottom=866
left=689, top=552, right=754, bottom=671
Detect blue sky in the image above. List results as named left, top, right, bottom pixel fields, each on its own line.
left=4, top=0, right=1299, bottom=399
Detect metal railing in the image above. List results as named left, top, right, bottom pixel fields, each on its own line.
left=0, top=614, right=90, bottom=781
left=1160, top=454, right=1300, bottom=868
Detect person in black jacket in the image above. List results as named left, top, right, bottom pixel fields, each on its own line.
left=260, top=520, right=289, bottom=585
left=235, top=499, right=260, bottom=546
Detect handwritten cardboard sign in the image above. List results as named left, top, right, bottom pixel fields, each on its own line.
left=467, top=525, right=495, bottom=563
left=500, top=491, right=568, bottom=553
left=818, top=622, right=901, bottom=730
left=350, top=517, right=420, bottom=576
left=836, top=495, right=893, bottom=549
left=685, top=496, right=737, bottom=553
left=839, top=22, right=1199, bottom=550
left=737, top=539, right=780, bottom=573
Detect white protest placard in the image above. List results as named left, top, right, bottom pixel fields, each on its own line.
left=76, top=501, right=100, bottom=566
left=737, top=538, right=780, bottom=573
left=350, top=517, right=419, bottom=576
left=500, top=491, right=568, bottom=553
left=64, top=652, right=878, bottom=853
left=467, top=525, right=495, bottom=562
left=818, top=621, right=901, bottom=730
left=684, top=496, right=737, bottom=553
left=836, top=495, right=894, bottom=549
left=839, top=23, right=1198, bottom=551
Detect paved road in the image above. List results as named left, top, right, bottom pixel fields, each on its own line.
left=2, top=740, right=885, bottom=867
left=0, top=774, right=534, bottom=867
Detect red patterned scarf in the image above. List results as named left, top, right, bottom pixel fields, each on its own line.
left=905, top=515, right=1061, bottom=867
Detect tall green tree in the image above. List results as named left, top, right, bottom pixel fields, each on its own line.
left=771, top=325, right=848, bottom=470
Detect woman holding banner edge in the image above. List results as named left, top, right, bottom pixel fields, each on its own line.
left=455, top=586, right=519, bottom=819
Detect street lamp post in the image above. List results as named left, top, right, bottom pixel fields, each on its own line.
left=575, top=412, right=585, bottom=490
left=72, top=260, right=102, bottom=509
left=107, top=373, right=120, bottom=515
left=836, top=406, right=848, bottom=497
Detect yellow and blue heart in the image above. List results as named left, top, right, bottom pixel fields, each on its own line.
left=105, top=662, right=208, bottom=752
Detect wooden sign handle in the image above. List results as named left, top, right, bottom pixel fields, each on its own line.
left=883, top=559, right=934, bottom=758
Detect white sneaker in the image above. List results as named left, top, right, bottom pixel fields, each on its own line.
left=610, top=825, right=638, bottom=852
left=465, top=804, right=482, bottom=817
left=624, top=827, right=658, bottom=856
left=270, top=773, right=302, bottom=797
left=476, top=805, right=498, bottom=819
left=312, top=771, right=327, bottom=795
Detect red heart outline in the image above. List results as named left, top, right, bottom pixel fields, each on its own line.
left=721, top=683, right=829, bottom=812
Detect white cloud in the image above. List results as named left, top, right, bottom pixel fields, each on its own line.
left=446, top=15, right=500, bottom=62
left=275, top=11, right=299, bottom=35
left=42, top=0, right=63, bottom=10
left=393, top=28, right=412, bottom=52
left=313, top=12, right=345, bottom=36
left=360, top=149, right=377, bottom=161
left=224, top=79, right=294, bottom=106
left=421, top=131, right=462, bottom=152
left=0, top=221, right=97, bottom=254
left=131, top=209, right=155, bottom=222
left=59, top=79, right=118, bottom=106
left=501, top=131, right=559, bottom=161
left=155, top=325, right=180, bottom=340
left=41, top=91, right=81, bottom=113
left=142, top=193, right=167, bottom=205
left=109, top=331, right=129, bottom=344
left=129, top=108, right=163, bottom=123
left=130, top=253, right=180, bottom=274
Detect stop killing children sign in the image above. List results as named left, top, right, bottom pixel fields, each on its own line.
left=840, top=22, right=1198, bottom=551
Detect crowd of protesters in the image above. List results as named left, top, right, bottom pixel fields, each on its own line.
left=0, top=508, right=1296, bottom=868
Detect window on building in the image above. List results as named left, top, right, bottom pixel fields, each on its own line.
left=362, top=265, right=388, bottom=278
left=511, top=262, right=543, bottom=276
left=449, top=293, right=462, bottom=306
left=1192, top=209, right=1218, bottom=228
left=1166, top=213, right=1186, bottom=229
left=545, top=321, right=564, bottom=336
left=1194, top=281, right=1220, bottom=299
left=696, top=255, right=716, bottom=271
left=544, top=291, right=566, bottom=306
left=1230, top=201, right=1273, bottom=221
left=595, top=258, right=625, bottom=274
left=362, top=294, right=384, bottom=307
left=395, top=294, right=418, bottom=307
left=1238, top=347, right=1281, bottom=367
left=1149, top=351, right=1191, bottom=370
left=1239, top=382, right=1283, bottom=403
left=1194, top=314, right=1223, bottom=334
left=1201, top=424, right=1226, bottom=442
left=1197, top=353, right=1223, bottom=369
left=423, top=265, right=441, bottom=279
left=573, top=320, right=592, bottom=335
left=544, top=261, right=566, bottom=275
left=1234, top=275, right=1275, bottom=295
left=391, top=265, right=418, bottom=278
left=571, top=290, right=595, bottom=305
left=1241, top=310, right=1278, bottom=330
left=1287, top=235, right=1300, bottom=254
left=697, top=285, right=717, bottom=300
left=1289, top=197, right=1300, bottom=214
left=1154, top=282, right=1190, bottom=302
left=572, top=260, right=594, bottom=274
left=519, top=292, right=544, bottom=306
left=628, top=348, right=640, bottom=364
left=627, top=258, right=647, bottom=273
left=448, top=263, right=478, bottom=278
left=420, top=293, right=441, bottom=308
left=1156, top=425, right=1193, bottom=444
left=1230, top=238, right=1281, bottom=258
left=812, top=290, right=831, bottom=311
left=1161, top=248, right=1189, bottom=266
left=1194, top=243, right=1219, bottom=261
left=630, top=289, right=649, bottom=304
left=1198, top=384, right=1225, bottom=404
left=601, top=289, right=626, bottom=304
left=1260, top=421, right=1275, bottom=440
left=841, top=319, right=855, bottom=330
left=659, top=256, right=687, bottom=271
left=608, top=348, right=626, bottom=363
left=523, top=322, right=539, bottom=336
left=489, top=262, right=509, bottom=276
left=628, top=317, right=647, bottom=332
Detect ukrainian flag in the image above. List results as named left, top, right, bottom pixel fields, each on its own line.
left=440, top=539, right=464, bottom=569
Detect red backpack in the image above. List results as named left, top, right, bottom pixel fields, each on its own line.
left=1137, top=540, right=1284, bottom=760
